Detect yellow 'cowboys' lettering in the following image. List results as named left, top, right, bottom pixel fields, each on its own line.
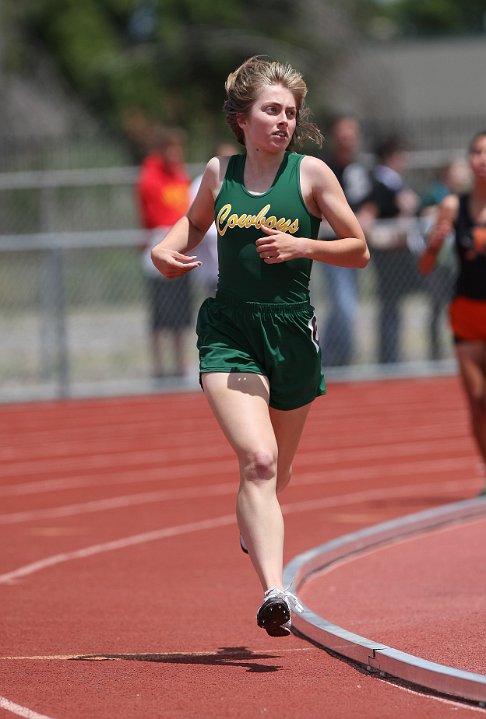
left=216, top=203, right=300, bottom=237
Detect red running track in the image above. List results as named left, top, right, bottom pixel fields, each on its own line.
left=301, top=513, right=486, bottom=676
left=0, top=376, right=485, bottom=719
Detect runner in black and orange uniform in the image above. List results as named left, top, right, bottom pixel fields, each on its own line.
left=420, top=130, right=486, bottom=494
left=151, top=56, right=369, bottom=636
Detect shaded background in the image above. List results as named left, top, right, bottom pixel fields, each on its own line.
left=1, top=0, right=485, bottom=400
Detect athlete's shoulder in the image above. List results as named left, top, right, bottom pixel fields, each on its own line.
left=199, top=154, right=234, bottom=195
left=300, top=153, right=325, bottom=168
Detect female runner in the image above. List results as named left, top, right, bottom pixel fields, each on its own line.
left=152, top=56, right=369, bottom=636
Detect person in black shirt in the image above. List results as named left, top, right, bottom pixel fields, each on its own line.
left=419, top=130, right=486, bottom=495
left=370, top=135, right=419, bottom=364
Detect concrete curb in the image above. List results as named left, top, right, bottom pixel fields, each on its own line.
left=283, top=497, right=486, bottom=706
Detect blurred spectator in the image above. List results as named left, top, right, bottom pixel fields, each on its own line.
left=318, top=114, right=377, bottom=366
left=189, top=141, right=239, bottom=296
left=420, top=157, right=471, bottom=213
left=418, top=130, right=486, bottom=494
left=370, top=134, right=419, bottom=364
left=136, top=126, right=192, bottom=379
left=418, top=157, right=471, bottom=359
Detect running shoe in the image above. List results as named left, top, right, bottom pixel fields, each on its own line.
left=256, top=588, right=303, bottom=637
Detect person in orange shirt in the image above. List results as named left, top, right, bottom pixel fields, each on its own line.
left=136, top=127, right=192, bottom=379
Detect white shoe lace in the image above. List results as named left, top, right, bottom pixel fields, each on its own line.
left=264, top=587, right=304, bottom=614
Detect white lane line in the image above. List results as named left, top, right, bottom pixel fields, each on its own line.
left=0, top=696, right=56, bottom=719
left=0, top=484, right=235, bottom=524
left=0, top=458, right=237, bottom=496
left=393, top=682, right=486, bottom=713
left=0, top=443, right=226, bottom=478
left=0, top=479, right=477, bottom=585
left=0, top=399, right=463, bottom=447
left=0, top=514, right=235, bottom=585
left=0, top=460, right=236, bottom=497
left=0, top=456, right=478, bottom=524
left=282, top=479, right=476, bottom=516
left=0, top=647, right=315, bottom=660
left=0, top=431, right=472, bottom=484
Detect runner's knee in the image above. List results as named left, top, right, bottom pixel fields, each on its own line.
left=240, top=448, right=277, bottom=483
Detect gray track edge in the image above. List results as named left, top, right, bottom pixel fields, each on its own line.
left=283, top=497, right=486, bottom=706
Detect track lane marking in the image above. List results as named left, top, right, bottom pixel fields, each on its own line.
left=0, top=696, right=56, bottom=719
left=0, top=479, right=478, bottom=585
left=0, top=458, right=479, bottom=524
left=0, top=647, right=316, bottom=660
left=0, top=431, right=473, bottom=482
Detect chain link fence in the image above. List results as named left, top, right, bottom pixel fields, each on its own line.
left=0, top=220, right=456, bottom=403
left=0, top=139, right=464, bottom=402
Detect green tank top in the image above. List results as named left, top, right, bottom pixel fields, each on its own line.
left=214, top=151, right=321, bottom=303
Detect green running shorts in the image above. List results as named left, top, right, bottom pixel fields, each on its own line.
left=196, top=293, right=326, bottom=410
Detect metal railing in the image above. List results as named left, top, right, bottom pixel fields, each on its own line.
left=0, top=150, right=464, bottom=401
left=0, top=219, right=456, bottom=402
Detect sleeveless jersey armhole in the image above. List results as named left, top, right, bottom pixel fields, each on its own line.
left=214, top=154, right=240, bottom=206
left=294, top=154, right=322, bottom=225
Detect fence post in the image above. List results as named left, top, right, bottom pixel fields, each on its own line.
left=39, top=185, right=58, bottom=381
left=39, top=240, right=70, bottom=397
left=52, top=244, right=69, bottom=398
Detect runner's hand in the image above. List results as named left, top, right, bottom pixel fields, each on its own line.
left=255, top=225, right=305, bottom=263
left=151, top=248, right=201, bottom=278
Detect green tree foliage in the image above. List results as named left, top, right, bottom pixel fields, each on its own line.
left=16, top=0, right=370, bottom=154
left=9, top=0, right=486, bottom=156
left=19, top=0, right=315, bottom=152
left=371, top=0, right=486, bottom=37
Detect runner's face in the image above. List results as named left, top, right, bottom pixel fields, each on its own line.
left=239, top=84, right=297, bottom=152
left=469, top=135, right=486, bottom=180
